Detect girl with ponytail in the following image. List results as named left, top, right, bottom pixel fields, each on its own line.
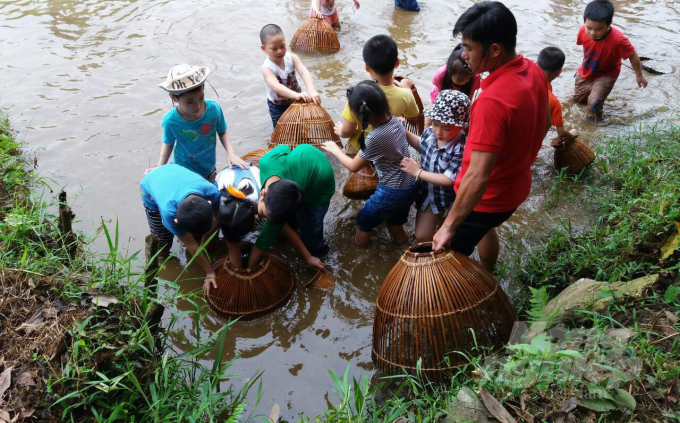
left=323, top=80, right=418, bottom=247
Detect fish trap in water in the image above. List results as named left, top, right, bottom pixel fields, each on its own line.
left=290, top=16, right=340, bottom=54
left=551, top=137, right=595, bottom=175
left=269, top=102, right=342, bottom=150
left=394, top=76, right=425, bottom=136
left=372, top=243, right=516, bottom=382
left=342, top=163, right=378, bottom=200
left=241, top=148, right=272, bottom=166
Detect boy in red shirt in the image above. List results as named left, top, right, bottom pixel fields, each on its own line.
left=538, top=47, right=579, bottom=140
left=573, top=0, right=647, bottom=121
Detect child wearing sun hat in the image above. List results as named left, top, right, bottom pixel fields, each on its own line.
left=399, top=89, right=470, bottom=243
left=150, top=64, right=248, bottom=181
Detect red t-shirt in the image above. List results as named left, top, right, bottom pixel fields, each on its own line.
left=577, top=25, right=636, bottom=79
left=548, top=83, right=564, bottom=127
left=454, top=55, right=549, bottom=213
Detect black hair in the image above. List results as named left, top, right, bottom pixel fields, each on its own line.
left=537, top=46, right=566, bottom=73
left=584, top=0, right=614, bottom=25
left=260, top=24, right=284, bottom=44
left=176, top=196, right=213, bottom=235
left=442, top=44, right=474, bottom=96
left=453, top=1, right=517, bottom=53
left=171, top=83, right=204, bottom=100
left=219, top=185, right=256, bottom=243
left=264, top=179, right=302, bottom=224
left=362, top=35, right=399, bottom=76
left=346, top=80, right=391, bottom=151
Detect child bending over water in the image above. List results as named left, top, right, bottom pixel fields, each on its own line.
left=310, top=0, right=360, bottom=31
left=323, top=81, right=418, bottom=246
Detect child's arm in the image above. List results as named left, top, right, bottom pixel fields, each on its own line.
left=262, top=65, right=310, bottom=103
left=218, top=130, right=248, bottom=169
left=628, top=52, right=648, bottom=88
left=322, top=140, right=368, bottom=172
left=155, top=144, right=173, bottom=168
left=282, top=224, right=325, bottom=269
left=291, top=53, right=321, bottom=105
left=400, top=158, right=452, bottom=187
left=555, top=126, right=578, bottom=140
left=178, top=233, right=216, bottom=291
left=335, top=119, right=359, bottom=138
left=404, top=129, right=421, bottom=151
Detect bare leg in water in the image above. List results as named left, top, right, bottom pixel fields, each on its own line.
left=477, top=228, right=499, bottom=272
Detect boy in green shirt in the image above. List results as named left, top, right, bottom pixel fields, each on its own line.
left=336, top=34, right=420, bottom=154
left=247, top=144, right=335, bottom=269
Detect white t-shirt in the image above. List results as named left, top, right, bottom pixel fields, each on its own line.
left=263, top=52, right=301, bottom=106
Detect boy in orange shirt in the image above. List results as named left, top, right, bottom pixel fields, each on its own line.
left=537, top=47, right=578, bottom=140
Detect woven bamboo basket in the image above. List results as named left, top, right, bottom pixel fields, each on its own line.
left=269, top=102, right=342, bottom=149
left=205, top=247, right=295, bottom=321
left=241, top=148, right=272, bottom=166
left=290, top=16, right=340, bottom=54
left=372, top=243, right=516, bottom=381
left=342, top=163, right=378, bottom=200
left=551, top=137, right=595, bottom=175
left=394, top=76, right=425, bottom=136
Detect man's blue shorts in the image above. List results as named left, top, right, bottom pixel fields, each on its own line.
left=356, top=183, right=418, bottom=232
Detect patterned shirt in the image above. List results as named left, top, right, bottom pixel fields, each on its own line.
left=418, top=128, right=466, bottom=214
left=359, top=116, right=415, bottom=189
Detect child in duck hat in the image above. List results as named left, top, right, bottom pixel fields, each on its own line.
left=399, top=89, right=470, bottom=243
left=150, top=64, right=248, bottom=181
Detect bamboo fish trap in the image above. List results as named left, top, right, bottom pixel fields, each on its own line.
left=269, top=102, right=343, bottom=150
left=205, top=249, right=295, bottom=321
left=241, top=148, right=272, bottom=166
left=372, top=243, right=516, bottom=381
left=342, top=163, right=378, bottom=200
left=551, top=137, right=595, bottom=175
left=290, top=16, right=340, bottom=54
left=394, top=76, right=425, bottom=136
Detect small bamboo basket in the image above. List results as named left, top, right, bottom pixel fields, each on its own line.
left=342, top=163, right=378, bottom=200
left=551, top=137, right=595, bottom=175
left=394, top=76, right=425, bottom=136
left=269, top=102, right=342, bottom=150
left=290, top=16, right=340, bottom=54
left=372, top=243, right=516, bottom=381
left=241, top=148, right=272, bottom=166
left=205, top=249, right=295, bottom=321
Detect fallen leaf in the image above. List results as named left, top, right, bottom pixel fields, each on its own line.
left=18, top=409, right=35, bottom=419
left=660, top=221, right=680, bottom=261
left=665, top=311, right=680, bottom=324
left=667, top=396, right=678, bottom=404
left=0, top=409, right=10, bottom=423
left=661, top=325, right=679, bottom=336
left=479, top=388, right=517, bottom=423
left=15, top=372, right=35, bottom=387
left=0, top=367, right=12, bottom=399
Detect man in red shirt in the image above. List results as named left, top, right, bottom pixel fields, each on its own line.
left=573, top=0, right=647, bottom=121
left=432, top=1, right=551, bottom=272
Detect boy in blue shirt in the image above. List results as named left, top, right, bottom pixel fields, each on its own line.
left=141, top=164, right=222, bottom=290
left=152, top=64, right=247, bottom=180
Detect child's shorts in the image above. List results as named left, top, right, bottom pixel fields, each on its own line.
left=268, top=100, right=291, bottom=128
left=415, top=185, right=453, bottom=217
left=572, top=74, right=617, bottom=114
left=309, top=8, right=340, bottom=27
left=144, top=206, right=174, bottom=248
left=356, top=183, right=418, bottom=232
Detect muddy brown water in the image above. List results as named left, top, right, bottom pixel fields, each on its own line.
left=1, top=0, right=678, bottom=417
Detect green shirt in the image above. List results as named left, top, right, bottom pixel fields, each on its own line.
left=256, top=145, right=335, bottom=251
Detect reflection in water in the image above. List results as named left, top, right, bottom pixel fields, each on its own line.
left=1, top=0, right=679, bottom=417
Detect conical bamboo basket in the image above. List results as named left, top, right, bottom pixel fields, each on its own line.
left=242, top=148, right=272, bottom=166
left=290, top=16, right=340, bottom=54
left=205, top=249, right=295, bottom=321
left=269, top=102, right=343, bottom=149
left=342, top=163, right=378, bottom=200
left=372, top=243, right=516, bottom=381
left=394, top=76, right=425, bottom=136
left=551, top=137, right=595, bottom=175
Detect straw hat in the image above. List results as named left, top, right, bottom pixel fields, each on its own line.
left=158, top=64, right=211, bottom=95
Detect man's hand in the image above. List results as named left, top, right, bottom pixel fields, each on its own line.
left=227, top=153, right=249, bottom=169
left=400, top=157, right=420, bottom=177
left=432, top=224, right=455, bottom=251
left=322, top=140, right=341, bottom=155
left=306, top=256, right=325, bottom=270
left=636, top=74, right=648, bottom=88
left=569, top=128, right=578, bottom=137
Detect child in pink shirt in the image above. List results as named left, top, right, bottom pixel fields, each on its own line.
left=310, top=0, right=360, bottom=30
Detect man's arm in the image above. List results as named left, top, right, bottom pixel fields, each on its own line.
left=556, top=126, right=578, bottom=140
left=628, top=51, right=648, bottom=88
left=432, top=150, right=498, bottom=250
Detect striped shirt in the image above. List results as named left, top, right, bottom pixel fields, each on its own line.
left=359, top=116, right=415, bottom=189
left=418, top=128, right=466, bottom=214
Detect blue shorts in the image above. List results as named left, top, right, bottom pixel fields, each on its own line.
left=296, top=205, right=330, bottom=257
left=356, top=183, right=418, bottom=232
left=268, top=100, right=291, bottom=128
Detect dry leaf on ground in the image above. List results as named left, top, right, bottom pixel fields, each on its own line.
left=0, top=366, right=12, bottom=399
left=18, top=409, right=35, bottom=419
left=15, top=371, right=35, bottom=387
left=0, top=409, right=10, bottom=423
left=665, top=310, right=679, bottom=324
left=479, top=388, right=517, bottom=423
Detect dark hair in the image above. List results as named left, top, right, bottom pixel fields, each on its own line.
left=362, top=35, right=399, bottom=76
left=584, top=0, right=614, bottom=25
left=260, top=24, right=284, bottom=44
left=346, top=80, right=391, bottom=151
left=453, top=1, right=517, bottom=53
left=537, top=46, right=566, bottom=73
left=219, top=186, right=256, bottom=243
left=264, top=179, right=302, bottom=224
left=171, top=83, right=204, bottom=100
left=176, top=196, right=213, bottom=235
left=442, top=44, right=474, bottom=96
